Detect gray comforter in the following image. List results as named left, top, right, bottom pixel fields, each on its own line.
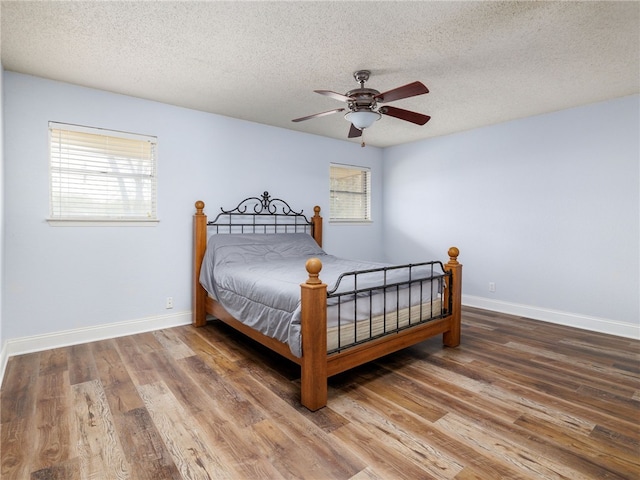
left=199, top=233, right=441, bottom=357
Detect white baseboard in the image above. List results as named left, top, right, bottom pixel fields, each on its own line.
left=463, top=295, right=640, bottom=340
left=0, top=311, right=192, bottom=386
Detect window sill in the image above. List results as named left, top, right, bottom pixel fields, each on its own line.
left=329, top=220, right=373, bottom=225
left=47, top=218, right=160, bottom=227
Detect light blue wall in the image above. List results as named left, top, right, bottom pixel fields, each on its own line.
left=3, top=71, right=638, bottom=345
left=382, top=95, right=640, bottom=335
left=3, top=72, right=384, bottom=341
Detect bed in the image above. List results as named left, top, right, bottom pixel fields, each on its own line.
left=193, top=192, right=462, bottom=411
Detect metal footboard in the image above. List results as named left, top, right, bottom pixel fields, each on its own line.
left=326, top=262, right=452, bottom=354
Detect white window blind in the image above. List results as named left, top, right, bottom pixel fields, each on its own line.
left=330, top=163, right=371, bottom=222
left=49, top=122, right=158, bottom=222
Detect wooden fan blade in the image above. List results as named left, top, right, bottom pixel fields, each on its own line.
left=348, top=123, right=363, bottom=138
left=314, top=90, right=353, bottom=102
left=374, top=81, right=429, bottom=103
left=292, top=108, right=345, bottom=122
left=379, top=106, right=431, bottom=125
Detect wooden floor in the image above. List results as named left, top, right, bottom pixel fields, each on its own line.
left=1, top=307, right=639, bottom=479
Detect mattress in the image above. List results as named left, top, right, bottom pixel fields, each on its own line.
left=199, top=233, right=446, bottom=357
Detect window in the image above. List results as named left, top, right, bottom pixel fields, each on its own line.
left=330, top=163, right=371, bottom=222
left=49, top=122, right=158, bottom=223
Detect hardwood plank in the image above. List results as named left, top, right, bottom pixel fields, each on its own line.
left=118, top=406, right=181, bottom=480
left=515, top=414, right=639, bottom=479
left=502, top=341, right=638, bottom=398
left=348, top=466, right=386, bottom=480
left=383, top=360, right=526, bottom=426
left=33, top=371, right=73, bottom=472
left=185, top=326, right=252, bottom=375
left=183, top=339, right=367, bottom=478
left=148, top=349, right=206, bottom=414
left=458, top=337, right=639, bottom=422
left=90, top=340, right=181, bottom=480
left=589, top=423, right=640, bottom=456
left=1, top=352, right=41, bottom=423
left=366, top=355, right=633, bottom=478
left=91, top=339, right=147, bottom=416
left=347, top=371, right=448, bottom=423
left=30, top=458, right=81, bottom=480
left=113, top=332, right=166, bottom=386
left=337, top=379, right=531, bottom=480
left=331, top=388, right=464, bottom=479
left=232, top=376, right=366, bottom=478
left=575, top=383, right=639, bottom=419
left=177, top=353, right=265, bottom=427
left=136, top=381, right=233, bottom=479
left=1, top=353, right=41, bottom=479
left=175, top=355, right=289, bottom=479
left=238, top=354, right=352, bottom=433
left=67, top=343, right=98, bottom=386
left=188, top=413, right=288, bottom=480
left=71, top=379, right=130, bottom=480
left=152, top=329, right=195, bottom=360
left=38, top=348, right=68, bottom=377
left=331, top=419, right=460, bottom=480
left=490, top=375, right=640, bottom=441
left=438, top=410, right=635, bottom=480
left=1, top=418, right=35, bottom=479
left=250, top=418, right=341, bottom=479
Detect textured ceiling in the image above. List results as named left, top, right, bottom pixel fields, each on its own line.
left=1, top=1, right=639, bottom=148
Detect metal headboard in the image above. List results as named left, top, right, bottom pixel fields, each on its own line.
left=207, top=191, right=314, bottom=235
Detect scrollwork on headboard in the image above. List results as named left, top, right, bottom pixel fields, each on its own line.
left=207, top=191, right=313, bottom=235
left=219, top=191, right=304, bottom=217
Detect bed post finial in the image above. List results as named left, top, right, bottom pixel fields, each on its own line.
left=448, top=246, right=460, bottom=265
left=311, top=206, right=323, bottom=248
left=195, top=200, right=205, bottom=215
left=305, top=257, right=323, bottom=285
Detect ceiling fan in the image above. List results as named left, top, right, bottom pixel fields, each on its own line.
left=292, top=70, right=431, bottom=144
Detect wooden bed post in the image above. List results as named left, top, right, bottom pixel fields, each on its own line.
left=300, top=257, right=328, bottom=411
left=193, top=201, right=208, bottom=327
left=443, top=247, right=462, bottom=347
left=311, top=206, right=323, bottom=247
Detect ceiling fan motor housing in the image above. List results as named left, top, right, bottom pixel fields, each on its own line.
left=345, top=88, right=379, bottom=112
left=348, top=71, right=380, bottom=112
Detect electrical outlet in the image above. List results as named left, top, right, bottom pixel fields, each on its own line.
left=166, top=297, right=174, bottom=309
left=489, top=282, right=496, bottom=293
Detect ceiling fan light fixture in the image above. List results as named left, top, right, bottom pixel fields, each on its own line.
left=344, top=110, right=381, bottom=130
